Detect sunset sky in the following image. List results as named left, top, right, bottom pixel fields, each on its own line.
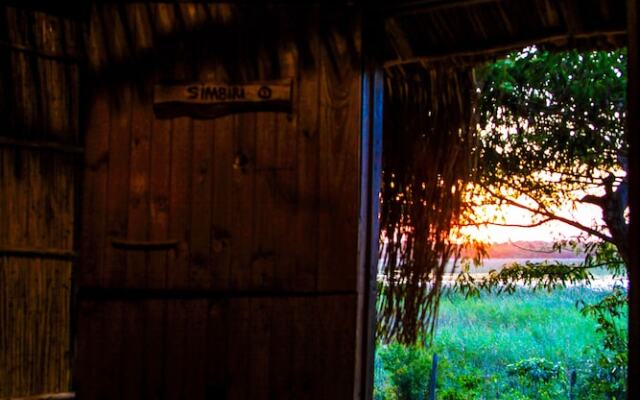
left=461, top=201, right=604, bottom=244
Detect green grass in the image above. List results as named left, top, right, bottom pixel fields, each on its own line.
left=375, top=287, right=627, bottom=399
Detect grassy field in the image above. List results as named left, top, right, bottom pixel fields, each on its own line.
left=374, top=287, right=628, bottom=399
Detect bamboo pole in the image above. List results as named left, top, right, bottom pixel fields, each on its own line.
left=1, top=392, right=75, bottom=400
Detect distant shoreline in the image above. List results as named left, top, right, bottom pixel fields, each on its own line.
left=463, top=240, right=585, bottom=259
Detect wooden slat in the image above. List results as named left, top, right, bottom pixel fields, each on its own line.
left=76, top=301, right=101, bottom=398
left=0, top=247, right=76, bottom=260
left=291, top=20, right=320, bottom=292
left=291, top=297, right=318, bottom=399
left=163, top=301, right=187, bottom=399
left=103, top=83, right=132, bottom=287
left=167, top=113, right=192, bottom=289
left=182, top=300, right=207, bottom=399
left=147, top=61, right=173, bottom=290
left=210, top=115, right=234, bottom=290
left=252, top=111, right=276, bottom=289
left=247, top=298, right=271, bottom=397
left=189, top=117, right=214, bottom=288
left=2, top=392, right=75, bottom=400
left=226, top=298, right=250, bottom=400
left=205, top=299, right=229, bottom=397
left=141, top=299, right=166, bottom=399
left=229, top=112, right=256, bottom=290
left=166, top=33, right=193, bottom=288
left=120, top=301, right=145, bottom=399
left=80, top=90, right=109, bottom=287
left=317, top=24, right=361, bottom=292
left=104, top=302, right=124, bottom=398
left=0, top=137, right=83, bottom=154
left=126, top=81, right=152, bottom=288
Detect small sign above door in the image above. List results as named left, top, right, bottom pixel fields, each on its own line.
left=153, top=79, right=293, bottom=119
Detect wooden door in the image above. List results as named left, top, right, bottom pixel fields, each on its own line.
left=77, top=4, right=378, bottom=399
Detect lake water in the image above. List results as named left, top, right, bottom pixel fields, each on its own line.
left=378, top=258, right=627, bottom=290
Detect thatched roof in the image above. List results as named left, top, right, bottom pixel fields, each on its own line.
left=385, top=0, right=626, bottom=69
left=3, top=0, right=628, bottom=71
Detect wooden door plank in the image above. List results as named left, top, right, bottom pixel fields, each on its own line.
left=76, top=301, right=104, bottom=399
left=183, top=300, right=207, bottom=399
left=142, top=299, right=166, bottom=400
left=272, top=43, right=299, bottom=291
left=120, top=301, right=145, bottom=399
left=166, top=34, right=194, bottom=289
left=210, top=115, right=233, bottom=291
left=268, top=297, right=293, bottom=400
left=293, top=24, right=321, bottom=292
left=297, top=296, right=323, bottom=400
left=102, top=301, right=124, bottom=398
left=226, top=298, right=250, bottom=400
left=126, top=84, right=152, bottom=288
left=205, top=299, right=229, bottom=397
left=317, top=25, right=361, bottom=292
left=148, top=96, right=172, bottom=289
left=103, top=84, right=132, bottom=288
left=164, top=301, right=188, bottom=399
left=248, top=298, right=272, bottom=398
left=252, top=112, right=276, bottom=290
left=229, top=114, right=256, bottom=290
left=189, top=118, right=214, bottom=288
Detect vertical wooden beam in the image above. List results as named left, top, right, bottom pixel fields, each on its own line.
left=358, top=5, right=384, bottom=400
left=627, top=0, right=640, bottom=398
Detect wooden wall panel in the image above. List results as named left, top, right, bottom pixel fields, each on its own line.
left=77, top=295, right=358, bottom=400
left=79, top=11, right=363, bottom=293
left=78, top=4, right=370, bottom=399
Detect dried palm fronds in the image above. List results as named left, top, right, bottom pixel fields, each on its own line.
left=378, top=65, right=479, bottom=344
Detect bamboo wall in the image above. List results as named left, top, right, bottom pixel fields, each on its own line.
left=0, top=6, right=80, bottom=399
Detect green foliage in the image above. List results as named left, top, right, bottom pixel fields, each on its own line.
left=477, top=47, right=626, bottom=195
left=577, top=286, right=628, bottom=398
left=506, top=357, right=562, bottom=383
left=453, top=259, right=594, bottom=296
left=377, top=344, right=432, bottom=400
left=374, top=288, right=627, bottom=399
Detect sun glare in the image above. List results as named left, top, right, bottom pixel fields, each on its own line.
left=460, top=200, right=603, bottom=244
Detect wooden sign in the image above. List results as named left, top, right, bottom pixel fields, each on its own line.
left=153, top=79, right=293, bottom=118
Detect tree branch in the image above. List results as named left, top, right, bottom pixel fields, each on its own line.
left=481, top=185, right=614, bottom=243
left=459, top=218, right=554, bottom=228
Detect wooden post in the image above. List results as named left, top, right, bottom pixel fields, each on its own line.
left=627, top=0, right=640, bottom=398
left=359, top=4, right=384, bottom=400
left=428, top=353, right=439, bottom=400
left=569, top=369, right=576, bottom=400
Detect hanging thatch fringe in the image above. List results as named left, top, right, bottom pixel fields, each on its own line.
left=378, top=65, right=479, bottom=344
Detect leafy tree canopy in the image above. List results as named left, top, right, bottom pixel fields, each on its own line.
left=468, top=47, right=629, bottom=264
